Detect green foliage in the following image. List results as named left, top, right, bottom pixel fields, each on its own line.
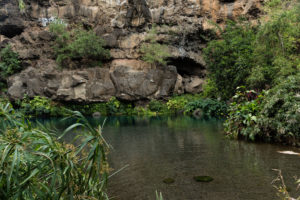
left=202, top=78, right=219, bottom=99
left=18, top=0, right=26, bottom=12
left=0, top=103, right=109, bottom=199
left=248, top=0, right=300, bottom=89
left=148, top=100, right=168, bottom=113
left=141, top=25, right=170, bottom=66
left=13, top=94, right=227, bottom=118
left=166, top=96, right=189, bottom=113
left=19, top=96, right=65, bottom=117
left=132, top=106, right=157, bottom=116
left=254, top=74, right=300, bottom=144
left=155, top=191, right=164, bottom=200
left=49, top=20, right=110, bottom=68
left=0, top=45, right=22, bottom=89
left=203, top=21, right=256, bottom=100
left=66, top=102, right=108, bottom=116
left=203, top=0, right=300, bottom=99
left=68, top=29, right=110, bottom=61
left=106, top=97, right=122, bottom=115
left=49, top=20, right=70, bottom=66
left=225, top=74, right=300, bottom=145
left=224, top=87, right=263, bottom=141
left=184, top=98, right=228, bottom=118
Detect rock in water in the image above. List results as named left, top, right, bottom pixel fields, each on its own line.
left=193, top=176, right=214, bottom=183
left=163, top=178, right=175, bottom=184
left=92, top=112, right=101, bottom=118
left=277, top=151, right=300, bottom=156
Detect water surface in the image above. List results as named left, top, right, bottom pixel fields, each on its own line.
left=40, top=116, right=300, bottom=200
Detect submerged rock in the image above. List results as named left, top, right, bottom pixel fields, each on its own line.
left=92, top=112, right=101, bottom=118
left=193, top=176, right=214, bottom=183
left=163, top=178, right=175, bottom=184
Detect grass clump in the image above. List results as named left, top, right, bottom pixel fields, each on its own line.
left=0, top=103, right=110, bottom=199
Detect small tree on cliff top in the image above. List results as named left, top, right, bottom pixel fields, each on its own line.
left=141, top=25, right=170, bottom=66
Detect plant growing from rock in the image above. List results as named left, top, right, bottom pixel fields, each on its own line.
left=0, top=45, right=22, bottom=89
left=18, top=0, right=26, bottom=12
left=49, top=20, right=110, bottom=68
left=141, top=25, right=170, bottom=66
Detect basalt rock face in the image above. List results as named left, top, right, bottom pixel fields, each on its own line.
left=7, top=59, right=177, bottom=102
left=2, top=0, right=262, bottom=102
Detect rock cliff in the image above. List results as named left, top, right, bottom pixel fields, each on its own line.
left=0, top=0, right=262, bottom=102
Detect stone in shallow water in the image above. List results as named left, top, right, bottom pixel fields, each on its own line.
left=163, top=178, right=175, bottom=184
left=193, top=176, right=214, bottom=182
left=92, top=112, right=101, bottom=118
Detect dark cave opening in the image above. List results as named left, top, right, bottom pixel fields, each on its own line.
left=168, top=57, right=205, bottom=77
left=0, top=24, right=24, bottom=38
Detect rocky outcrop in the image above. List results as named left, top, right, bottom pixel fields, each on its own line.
left=1, top=0, right=262, bottom=102
left=8, top=59, right=177, bottom=102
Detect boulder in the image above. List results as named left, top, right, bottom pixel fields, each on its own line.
left=183, top=76, right=205, bottom=94
left=110, top=59, right=177, bottom=101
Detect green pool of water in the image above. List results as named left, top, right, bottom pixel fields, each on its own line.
left=37, top=116, right=300, bottom=200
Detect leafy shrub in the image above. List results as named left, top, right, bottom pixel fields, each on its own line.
left=132, top=106, right=157, bottom=116
left=0, top=45, right=22, bottom=89
left=203, top=21, right=256, bottom=100
left=19, top=96, right=65, bottom=117
left=166, top=96, right=188, bottom=113
left=148, top=100, right=168, bottom=113
left=184, top=98, right=228, bottom=118
left=202, top=78, right=219, bottom=99
left=49, top=20, right=70, bottom=65
left=253, top=74, right=300, bottom=144
left=50, top=21, right=110, bottom=68
left=248, top=0, right=300, bottom=89
left=0, top=103, right=109, bottom=199
left=203, top=1, right=300, bottom=100
left=106, top=97, right=122, bottom=115
left=224, top=87, right=263, bottom=140
left=66, top=102, right=107, bottom=116
left=225, top=74, right=300, bottom=145
left=141, top=25, right=170, bottom=66
left=68, top=29, right=110, bottom=61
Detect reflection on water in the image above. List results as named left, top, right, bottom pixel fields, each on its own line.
left=37, top=116, right=300, bottom=200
